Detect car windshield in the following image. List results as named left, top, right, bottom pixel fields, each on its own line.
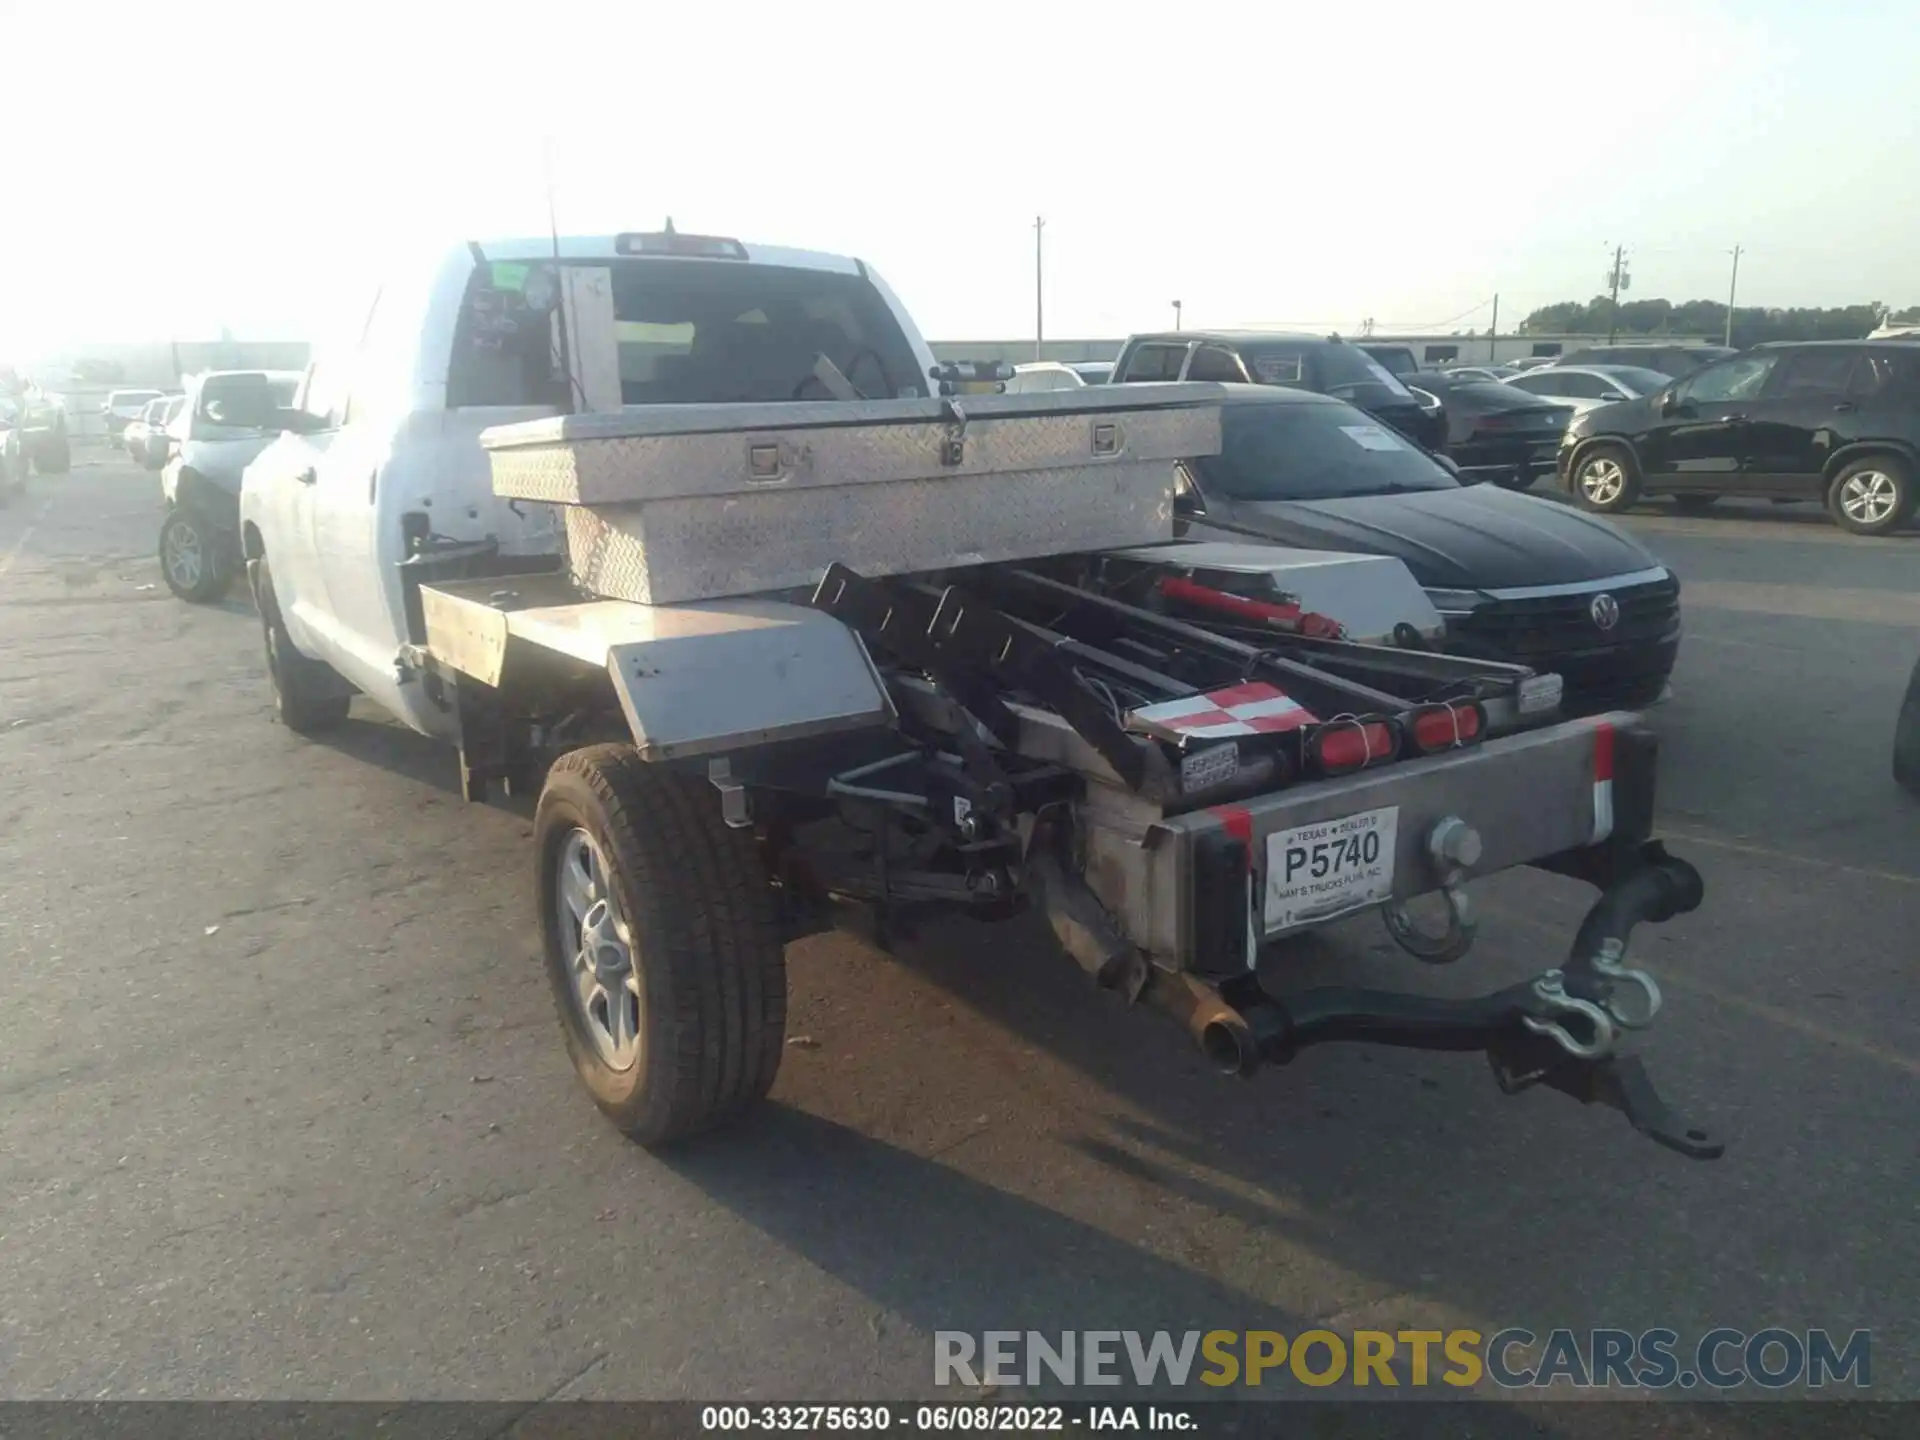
left=1195, top=401, right=1458, bottom=502
left=1365, top=348, right=1420, bottom=377
left=1314, top=345, right=1414, bottom=400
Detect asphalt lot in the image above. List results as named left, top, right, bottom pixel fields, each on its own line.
left=2, top=452, right=1916, bottom=1426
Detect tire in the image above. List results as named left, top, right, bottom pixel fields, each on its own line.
left=1569, top=443, right=1642, bottom=513
left=1827, top=455, right=1915, bottom=537
left=1673, top=495, right=1718, bottom=514
left=534, top=745, right=787, bottom=1146
left=35, top=434, right=71, bottom=475
left=255, top=559, right=352, bottom=733
left=158, top=506, right=235, bottom=603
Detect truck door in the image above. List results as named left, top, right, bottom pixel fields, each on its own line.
left=255, top=362, right=343, bottom=656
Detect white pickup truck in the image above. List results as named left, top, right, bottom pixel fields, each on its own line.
left=239, top=229, right=1719, bottom=1160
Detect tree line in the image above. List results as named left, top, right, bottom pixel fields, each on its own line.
left=1518, top=297, right=1919, bottom=347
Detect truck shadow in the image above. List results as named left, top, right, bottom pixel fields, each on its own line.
left=668, top=909, right=1864, bottom=1431
left=664, top=1104, right=1585, bottom=1434
left=664, top=1097, right=1833, bottom=1437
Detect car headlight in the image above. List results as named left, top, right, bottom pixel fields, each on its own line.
left=1409, top=386, right=1442, bottom=414
left=1424, top=587, right=1488, bottom=616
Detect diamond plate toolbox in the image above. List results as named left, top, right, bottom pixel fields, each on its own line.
left=481, top=385, right=1223, bottom=605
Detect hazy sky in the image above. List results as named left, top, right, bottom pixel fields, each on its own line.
left=3, top=0, right=1916, bottom=355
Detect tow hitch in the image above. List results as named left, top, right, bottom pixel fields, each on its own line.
left=1145, top=842, right=1722, bottom=1159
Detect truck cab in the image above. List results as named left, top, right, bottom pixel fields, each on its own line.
left=239, top=231, right=940, bottom=738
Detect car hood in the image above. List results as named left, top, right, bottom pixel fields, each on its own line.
left=1209, top=484, right=1659, bottom=589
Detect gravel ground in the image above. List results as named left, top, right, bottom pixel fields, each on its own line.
left=1, top=454, right=1915, bottom=1430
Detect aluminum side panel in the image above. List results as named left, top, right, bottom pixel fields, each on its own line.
left=560, top=459, right=1179, bottom=604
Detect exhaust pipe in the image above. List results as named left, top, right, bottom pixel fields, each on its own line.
left=1145, top=971, right=1258, bottom=1075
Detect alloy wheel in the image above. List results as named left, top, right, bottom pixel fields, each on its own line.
left=163, top=516, right=205, bottom=591
left=554, top=828, right=643, bottom=1071
left=1838, top=471, right=1897, bottom=526
left=1579, top=456, right=1627, bottom=506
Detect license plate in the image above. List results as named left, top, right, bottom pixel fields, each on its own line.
left=1264, top=806, right=1399, bottom=933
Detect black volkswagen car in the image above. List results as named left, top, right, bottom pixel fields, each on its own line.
left=1114, top=331, right=1447, bottom=449
left=1559, top=340, right=1920, bottom=534
left=1178, top=386, right=1681, bottom=710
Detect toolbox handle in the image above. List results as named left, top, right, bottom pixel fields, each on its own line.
left=746, top=441, right=792, bottom=484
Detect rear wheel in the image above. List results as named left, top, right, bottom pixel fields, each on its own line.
left=255, top=559, right=352, bottom=733
left=159, top=506, right=234, bottom=603
left=1828, top=456, right=1914, bottom=536
left=1570, top=443, right=1641, bottom=513
left=534, top=745, right=787, bottom=1146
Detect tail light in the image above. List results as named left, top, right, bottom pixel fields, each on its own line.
left=1405, top=700, right=1486, bottom=755
left=1308, top=717, right=1400, bottom=776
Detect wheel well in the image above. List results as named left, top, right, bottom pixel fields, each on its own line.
left=1822, top=444, right=1917, bottom=491
left=1568, top=436, right=1637, bottom=475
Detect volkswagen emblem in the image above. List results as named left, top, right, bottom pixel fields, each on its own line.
left=1590, top=593, right=1621, bottom=631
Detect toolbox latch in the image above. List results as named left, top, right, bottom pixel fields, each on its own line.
left=939, top=398, right=969, bottom=466
left=748, top=442, right=787, bottom=483
left=1092, top=422, right=1120, bottom=457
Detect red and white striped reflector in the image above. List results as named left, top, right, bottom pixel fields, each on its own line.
left=1591, top=720, right=1615, bottom=843
left=1127, top=682, right=1317, bottom=745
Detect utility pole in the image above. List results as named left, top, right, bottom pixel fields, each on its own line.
left=1489, top=293, right=1499, bottom=360
left=1603, top=244, right=1632, bottom=343
left=1033, top=216, right=1045, bottom=360
left=1172, top=299, right=1182, bottom=331
left=1724, top=244, right=1742, bottom=348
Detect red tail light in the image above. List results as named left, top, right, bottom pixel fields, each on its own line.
left=1309, top=718, right=1400, bottom=775
left=1406, top=700, right=1486, bottom=755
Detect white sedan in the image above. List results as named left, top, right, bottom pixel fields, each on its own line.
left=1500, top=363, right=1672, bottom=415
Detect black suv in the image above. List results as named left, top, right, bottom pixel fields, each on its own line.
left=1559, top=341, right=1920, bottom=535
left=1554, top=344, right=1736, bottom=378
left=1113, top=331, right=1446, bottom=449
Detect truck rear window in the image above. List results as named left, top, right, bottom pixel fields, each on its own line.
left=448, top=258, right=923, bottom=408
